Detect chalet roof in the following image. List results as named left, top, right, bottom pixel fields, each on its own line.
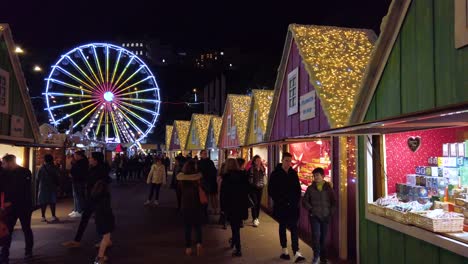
left=185, top=114, right=214, bottom=150
left=350, top=0, right=412, bottom=123
left=246, top=89, right=274, bottom=144
left=172, top=120, right=190, bottom=151
left=207, top=116, right=222, bottom=147
left=165, top=125, right=173, bottom=151
left=219, top=94, right=251, bottom=147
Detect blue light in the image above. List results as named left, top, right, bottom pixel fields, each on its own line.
left=104, top=91, right=114, bottom=102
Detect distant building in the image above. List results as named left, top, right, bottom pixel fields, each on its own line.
left=203, top=74, right=226, bottom=116
left=120, top=41, right=152, bottom=62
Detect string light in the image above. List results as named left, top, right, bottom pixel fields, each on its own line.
left=188, top=114, right=214, bottom=149
left=289, top=24, right=374, bottom=128
left=225, top=94, right=251, bottom=146
left=208, top=116, right=222, bottom=147
left=173, top=120, right=190, bottom=151
left=248, top=90, right=274, bottom=144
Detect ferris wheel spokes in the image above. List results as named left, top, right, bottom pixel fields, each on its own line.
left=46, top=78, right=93, bottom=94
left=54, top=66, right=95, bottom=92
left=78, top=49, right=102, bottom=86
left=110, top=49, right=123, bottom=85
left=115, top=107, right=149, bottom=133
left=119, top=101, right=159, bottom=117
left=115, top=76, right=153, bottom=95
left=91, top=46, right=105, bottom=84
left=63, top=55, right=99, bottom=88
left=47, top=99, right=96, bottom=110
left=45, top=92, right=93, bottom=98
left=115, top=108, right=145, bottom=135
left=118, top=87, right=158, bottom=97
left=105, top=45, right=110, bottom=84
left=52, top=101, right=100, bottom=125
left=114, top=65, right=145, bottom=91
left=113, top=55, right=136, bottom=89
left=72, top=104, right=100, bottom=129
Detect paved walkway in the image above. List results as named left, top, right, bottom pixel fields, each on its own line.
left=6, top=175, right=348, bottom=264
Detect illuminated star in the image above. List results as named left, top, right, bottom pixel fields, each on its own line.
left=292, top=153, right=306, bottom=172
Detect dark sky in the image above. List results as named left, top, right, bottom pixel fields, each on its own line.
left=1, top=0, right=391, bottom=143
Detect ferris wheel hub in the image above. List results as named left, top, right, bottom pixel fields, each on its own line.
left=103, top=91, right=114, bottom=102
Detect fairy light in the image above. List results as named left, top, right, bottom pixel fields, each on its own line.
left=225, top=94, right=251, bottom=145
left=187, top=114, right=214, bottom=149
left=248, top=89, right=274, bottom=144
left=173, top=121, right=190, bottom=150
left=289, top=24, right=374, bottom=128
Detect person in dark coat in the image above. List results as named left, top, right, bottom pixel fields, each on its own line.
left=268, top=152, right=306, bottom=263
left=222, top=158, right=250, bottom=257
left=171, top=156, right=185, bottom=211
left=36, top=154, right=60, bottom=222
left=1, top=154, right=34, bottom=263
left=248, top=155, right=266, bottom=227
left=69, top=150, right=89, bottom=217
left=198, top=150, right=218, bottom=215
left=176, top=159, right=204, bottom=257
left=88, top=152, right=114, bottom=264
left=302, top=167, right=336, bottom=264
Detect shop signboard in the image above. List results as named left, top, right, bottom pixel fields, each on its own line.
left=0, top=68, right=9, bottom=114
left=10, top=115, right=24, bottom=137
left=299, top=91, right=316, bottom=121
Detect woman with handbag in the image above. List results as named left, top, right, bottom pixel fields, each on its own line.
left=36, top=154, right=60, bottom=223
left=176, top=159, right=205, bottom=256
left=222, top=158, right=250, bottom=257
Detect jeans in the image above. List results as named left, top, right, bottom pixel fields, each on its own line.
left=184, top=224, right=202, bottom=247
left=1, top=209, right=34, bottom=258
left=72, top=182, right=85, bottom=213
left=279, top=218, right=299, bottom=254
left=250, top=187, right=263, bottom=220
left=148, top=183, right=162, bottom=201
left=230, top=220, right=242, bottom=250
left=310, top=216, right=329, bottom=260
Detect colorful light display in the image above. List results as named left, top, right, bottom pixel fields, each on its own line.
left=44, top=43, right=161, bottom=143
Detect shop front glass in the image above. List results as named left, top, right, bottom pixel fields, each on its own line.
left=0, top=144, right=25, bottom=166
left=287, top=139, right=332, bottom=192
left=367, top=126, right=468, bottom=245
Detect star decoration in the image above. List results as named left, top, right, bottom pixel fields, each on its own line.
left=292, top=153, right=307, bottom=172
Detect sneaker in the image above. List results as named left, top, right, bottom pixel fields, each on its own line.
left=49, top=216, right=59, bottom=222
left=40, top=217, right=47, bottom=222
left=62, top=241, right=81, bottom=248
left=68, top=211, right=76, bottom=216
left=144, top=200, right=151, bottom=206
left=232, top=249, right=242, bottom=257
left=294, top=252, right=306, bottom=263
left=280, top=254, right=291, bottom=260
left=153, top=200, right=159, bottom=206
left=69, top=212, right=82, bottom=218
left=253, top=218, right=259, bottom=227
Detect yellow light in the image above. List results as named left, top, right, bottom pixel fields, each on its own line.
left=16, top=157, right=23, bottom=166
left=289, top=24, right=375, bottom=128
left=193, top=88, right=197, bottom=93
left=226, top=94, right=251, bottom=145
left=33, top=65, right=42, bottom=72
left=208, top=116, right=222, bottom=146
left=173, top=121, right=190, bottom=150
left=248, top=89, right=274, bottom=144
left=187, top=114, right=213, bottom=149
left=14, top=46, right=24, bottom=54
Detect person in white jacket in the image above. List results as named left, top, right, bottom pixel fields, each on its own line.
left=144, top=158, right=167, bottom=206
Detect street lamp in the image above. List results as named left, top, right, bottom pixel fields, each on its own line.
left=33, top=65, right=42, bottom=72
left=14, top=46, right=24, bottom=54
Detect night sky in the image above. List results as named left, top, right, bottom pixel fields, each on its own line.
left=1, top=0, right=391, bottom=143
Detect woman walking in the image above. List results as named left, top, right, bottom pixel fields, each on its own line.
left=176, top=159, right=204, bottom=256
left=36, top=154, right=60, bottom=223
left=145, top=158, right=166, bottom=206
left=89, top=152, right=114, bottom=264
left=222, top=158, right=250, bottom=257
left=248, top=155, right=266, bottom=227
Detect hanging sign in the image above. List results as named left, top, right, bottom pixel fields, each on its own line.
left=10, top=115, right=24, bottom=137
left=0, top=68, right=9, bottom=114
left=300, top=91, right=316, bottom=121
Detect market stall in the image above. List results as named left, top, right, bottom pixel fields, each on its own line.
left=185, top=114, right=215, bottom=158
left=218, top=94, right=251, bottom=163
left=344, top=0, right=468, bottom=261
left=265, top=23, right=375, bottom=260
left=205, top=116, right=222, bottom=168
left=169, top=120, right=190, bottom=158
left=245, top=89, right=274, bottom=207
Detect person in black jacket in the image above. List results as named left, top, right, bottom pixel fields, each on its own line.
left=69, top=150, right=89, bottom=217
left=222, top=158, right=249, bottom=257
left=0, top=154, right=34, bottom=263
left=268, top=152, right=306, bottom=263
left=302, top=167, right=336, bottom=264
left=198, top=150, right=218, bottom=215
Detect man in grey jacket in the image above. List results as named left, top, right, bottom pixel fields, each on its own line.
left=302, top=167, right=336, bottom=264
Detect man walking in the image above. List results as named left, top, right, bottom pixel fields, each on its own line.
left=268, top=152, right=306, bottom=263
left=0, top=154, right=34, bottom=264
left=69, top=150, right=89, bottom=217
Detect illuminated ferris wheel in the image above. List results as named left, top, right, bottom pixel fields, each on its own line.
left=44, top=43, right=161, bottom=144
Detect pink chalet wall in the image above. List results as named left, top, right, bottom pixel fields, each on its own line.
left=270, top=41, right=330, bottom=141
left=385, top=126, right=468, bottom=194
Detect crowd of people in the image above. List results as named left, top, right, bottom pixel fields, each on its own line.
left=0, top=149, right=336, bottom=264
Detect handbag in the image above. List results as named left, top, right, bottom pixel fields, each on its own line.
left=0, top=192, right=10, bottom=240
left=198, top=181, right=208, bottom=205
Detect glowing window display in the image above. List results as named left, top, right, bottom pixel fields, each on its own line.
left=288, top=140, right=332, bottom=188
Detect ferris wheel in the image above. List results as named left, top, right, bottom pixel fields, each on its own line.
left=44, top=43, right=161, bottom=144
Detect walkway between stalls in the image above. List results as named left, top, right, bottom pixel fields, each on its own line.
left=7, top=173, right=351, bottom=264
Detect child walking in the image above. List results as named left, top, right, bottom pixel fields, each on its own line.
left=145, top=158, right=166, bottom=206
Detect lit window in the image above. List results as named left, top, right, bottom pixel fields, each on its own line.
left=162, top=59, right=165, bottom=63
left=220, top=51, right=224, bottom=55
left=229, top=63, right=233, bottom=67
left=131, top=43, right=134, bottom=47
left=140, top=43, right=143, bottom=47
left=122, top=43, right=125, bottom=47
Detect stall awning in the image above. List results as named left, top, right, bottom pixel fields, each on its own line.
left=306, top=104, right=468, bottom=137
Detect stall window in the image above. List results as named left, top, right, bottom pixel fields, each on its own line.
left=287, top=68, right=298, bottom=116
left=366, top=126, right=468, bottom=246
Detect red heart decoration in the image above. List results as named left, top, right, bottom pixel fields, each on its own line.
left=407, top=136, right=421, bottom=152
